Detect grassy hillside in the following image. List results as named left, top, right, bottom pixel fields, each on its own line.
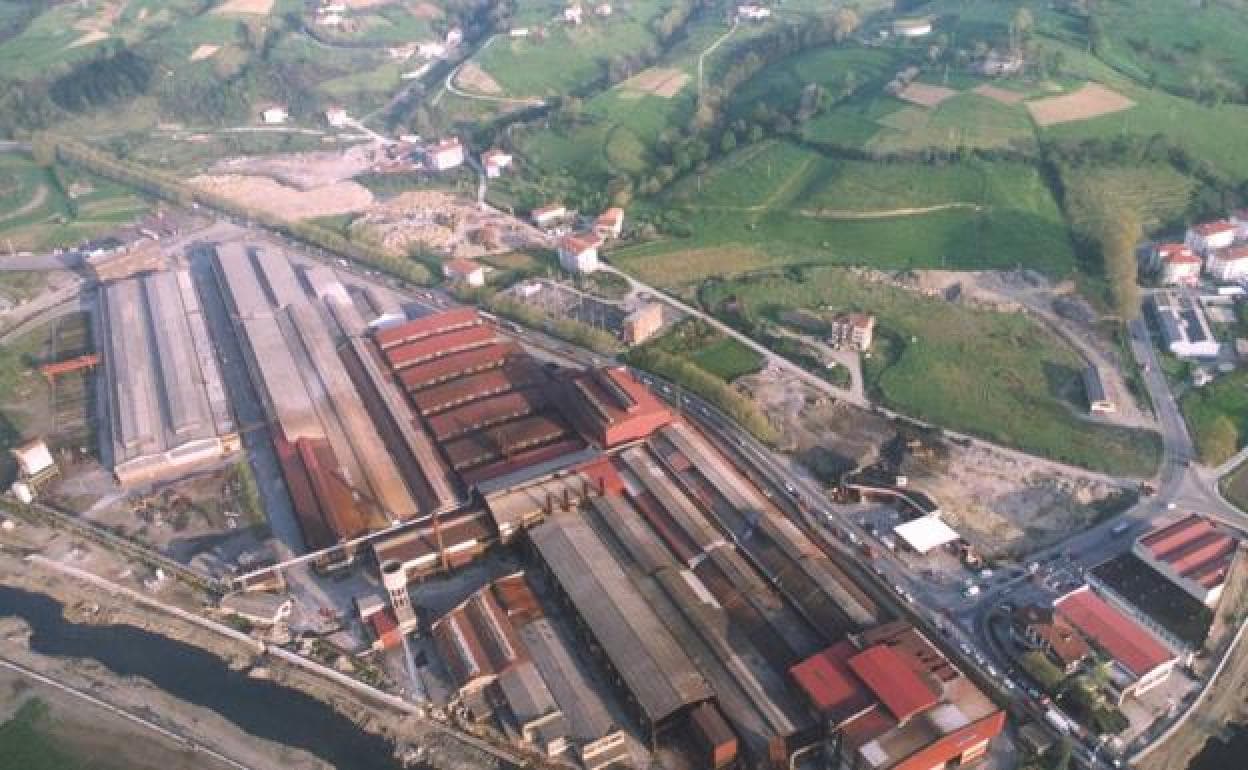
left=699, top=266, right=1162, bottom=476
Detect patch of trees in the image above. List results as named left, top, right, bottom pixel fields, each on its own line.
left=49, top=48, right=152, bottom=112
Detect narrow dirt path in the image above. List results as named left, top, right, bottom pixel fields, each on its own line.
left=0, top=184, right=48, bottom=223
left=698, top=18, right=738, bottom=96
left=797, top=202, right=984, bottom=219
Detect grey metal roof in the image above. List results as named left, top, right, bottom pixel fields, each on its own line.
left=528, top=514, right=712, bottom=725
left=519, top=618, right=621, bottom=746
left=215, top=243, right=271, bottom=319
left=1083, top=366, right=1108, bottom=404
left=253, top=247, right=307, bottom=309
left=497, top=660, right=561, bottom=728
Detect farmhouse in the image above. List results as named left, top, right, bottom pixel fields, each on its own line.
left=790, top=622, right=1004, bottom=770
left=1185, top=220, right=1236, bottom=254
left=827, top=312, right=875, bottom=351
left=1206, top=245, right=1248, bottom=283
left=325, top=106, right=350, bottom=127
left=892, top=18, right=933, bottom=37
left=595, top=3, right=612, bottom=16
left=737, top=4, right=771, bottom=20
left=622, top=302, right=663, bottom=344
left=1054, top=586, right=1178, bottom=704
left=531, top=203, right=569, bottom=229
left=1083, top=366, right=1115, bottom=415
left=482, top=149, right=513, bottom=178
left=444, top=258, right=485, bottom=287
left=417, top=41, right=447, bottom=59
left=558, top=234, right=601, bottom=274
left=1133, top=514, right=1240, bottom=608
left=510, top=27, right=530, bottom=37
left=1150, top=291, right=1220, bottom=359
left=564, top=4, right=583, bottom=24
left=426, top=138, right=465, bottom=171
left=593, top=207, right=624, bottom=239
left=977, top=49, right=1024, bottom=76
left=260, top=104, right=288, bottom=125
left=1151, top=243, right=1201, bottom=286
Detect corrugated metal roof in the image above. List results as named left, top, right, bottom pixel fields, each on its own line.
left=529, top=514, right=712, bottom=725
left=375, top=307, right=479, bottom=349
left=791, top=640, right=875, bottom=721
left=1055, top=587, right=1175, bottom=678
left=398, top=342, right=518, bottom=391
left=847, top=645, right=940, bottom=723
left=384, top=325, right=495, bottom=369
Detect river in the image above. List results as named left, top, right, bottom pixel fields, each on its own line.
left=0, top=585, right=399, bottom=770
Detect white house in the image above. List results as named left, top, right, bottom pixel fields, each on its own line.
left=443, top=258, right=485, bottom=287
left=1207, top=245, right=1248, bottom=283
left=12, top=439, right=55, bottom=480
left=558, top=234, right=601, bottom=273
left=509, top=27, right=530, bottom=37
left=595, top=3, right=612, bottom=16
left=737, top=5, right=771, bottom=20
left=417, top=41, right=447, bottom=59
left=326, top=106, right=350, bottom=127
left=893, top=18, right=933, bottom=37
left=564, top=4, right=583, bottom=24
left=317, top=12, right=344, bottom=26
left=482, top=149, right=513, bottom=178
left=1186, top=220, right=1237, bottom=254
left=1153, top=243, right=1202, bottom=286
left=260, top=105, right=289, bottom=125
left=531, top=204, right=568, bottom=228
left=446, top=27, right=464, bottom=46
left=593, top=207, right=624, bottom=239
left=426, top=137, right=465, bottom=171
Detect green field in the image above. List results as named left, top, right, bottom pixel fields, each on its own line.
left=699, top=267, right=1162, bottom=476
left=648, top=318, right=764, bottom=382
left=0, top=154, right=149, bottom=252
left=1058, top=162, right=1196, bottom=235
left=618, top=141, right=1076, bottom=285
left=1181, top=370, right=1248, bottom=466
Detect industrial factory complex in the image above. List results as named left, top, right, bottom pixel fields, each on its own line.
left=85, top=241, right=1007, bottom=769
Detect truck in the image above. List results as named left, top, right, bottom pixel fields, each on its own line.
left=1044, top=708, right=1074, bottom=735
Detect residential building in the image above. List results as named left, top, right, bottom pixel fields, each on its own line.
left=417, top=41, right=446, bottom=59
left=1083, top=366, right=1115, bottom=414
left=828, top=312, right=875, bottom=351
left=564, top=4, right=583, bottom=24
left=558, top=234, right=600, bottom=273
left=622, top=302, right=663, bottom=344
left=594, top=3, right=612, bottom=16
left=325, top=107, right=350, bottom=127
left=446, top=27, right=463, bottom=46
left=482, top=149, right=513, bottom=178
left=260, top=105, right=288, bottom=125
left=531, top=203, right=568, bottom=229
left=593, top=207, right=624, bottom=239
left=443, top=258, right=485, bottom=287
left=1185, top=220, right=1237, bottom=254
left=1152, top=243, right=1202, bottom=286
left=737, top=4, right=771, bottom=20
left=1133, top=514, right=1240, bottom=607
left=790, top=622, right=1005, bottom=770
left=1054, top=587, right=1178, bottom=703
left=509, top=27, right=530, bottom=37
left=1150, top=291, right=1220, bottom=359
left=977, top=49, right=1024, bottom=76
left=1011, top=604, right=1092, bottom=674
left=426, top=138, right=465, bottom=171
left=893, top=18, right=933, bottom=37
left=1207, top=245, right=1248, bottom=282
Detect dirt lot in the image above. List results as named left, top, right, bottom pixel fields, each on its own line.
left=897, top=82, right=959, bottom=108
left=456, top=62, right=503, bottom=94
left=190, top=175, right=374, bottom=220
left=621, top=68, right=690, bottom=99
left=213, top=0, right=275, bottom=15
left=973, top=83, right=1025, bottom=105
left=352, top=190, right=546, bottom=258
left=1026, top=82, right=1135, bottom=126
left=210, top=144, right=381, bottom=190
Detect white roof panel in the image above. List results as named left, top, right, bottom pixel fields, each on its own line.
left=893, top=514, right=961, bottom=554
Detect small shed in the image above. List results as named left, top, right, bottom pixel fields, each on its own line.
left=893, top=515, right=961, bottom=555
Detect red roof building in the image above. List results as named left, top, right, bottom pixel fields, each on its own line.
left=1055, top=587, right=1177, bottom=700
left=398, top=342, right=519, bottom=392
left=1134, top=513, right=1239, bottom=606
left=847, top=644, right=940, bottom=724
left=375, top=307, right=480, bottom=349
left=384, top=324, right=496, bottom=369
left=559, top=366, right=673, bottom=448
left=791, top=624, right=1004, bottom=770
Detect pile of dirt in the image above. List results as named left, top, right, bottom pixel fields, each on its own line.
left=189, top=175, right=374, bottom=220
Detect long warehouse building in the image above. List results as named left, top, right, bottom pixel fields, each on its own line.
left=99, top=270, right=239, bottom=485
